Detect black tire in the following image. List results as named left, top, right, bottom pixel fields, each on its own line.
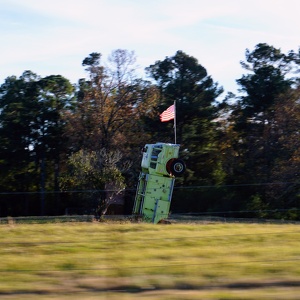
left=169, top=159, right=186, bottom=176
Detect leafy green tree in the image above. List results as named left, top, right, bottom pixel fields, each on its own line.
left=146, top=50, right=223, bottom=185
left=0, top=71, right=40, bottom=192
left=60, top=149, right=131, bottom=216
left=35, top=75, right=74, bottom=214
left=0, top=71, right=74, bottom=215
left=226, top=43, right=300, bottom=215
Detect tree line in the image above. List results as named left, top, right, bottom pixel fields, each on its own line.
left=0, top=43, right=300, bottom=219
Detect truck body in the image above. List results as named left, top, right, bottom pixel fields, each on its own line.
left=133, top=143, right=185, bottom=223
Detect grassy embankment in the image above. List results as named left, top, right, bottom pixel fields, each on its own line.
left=0, top=220, right=300, bottom=299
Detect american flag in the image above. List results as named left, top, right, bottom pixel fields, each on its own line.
left=160, top=104, right=175, bottom=122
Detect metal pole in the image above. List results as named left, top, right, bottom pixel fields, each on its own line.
left=174, top=101, right=177, bottom=144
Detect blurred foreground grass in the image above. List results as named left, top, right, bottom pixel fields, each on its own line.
left=0, top=221, right=300, bottom=299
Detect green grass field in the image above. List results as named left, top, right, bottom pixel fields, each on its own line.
left=0, top=220, right=300, bottom=299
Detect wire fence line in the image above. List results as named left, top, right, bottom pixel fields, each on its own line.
left=0, top=183, right=299, bottom=221
left=0, top=181, right=299, bottom=195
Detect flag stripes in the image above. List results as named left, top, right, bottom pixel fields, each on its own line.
left=160, top=104, right=175, bottom=122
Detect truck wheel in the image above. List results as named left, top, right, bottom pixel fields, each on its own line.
left=169, top=159, right=186, bottom=176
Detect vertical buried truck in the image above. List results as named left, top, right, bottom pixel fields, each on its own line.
left=132, top=143, right=185, bottom=223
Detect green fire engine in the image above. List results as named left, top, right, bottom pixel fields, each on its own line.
left=133, top=142, right=185, bottom=223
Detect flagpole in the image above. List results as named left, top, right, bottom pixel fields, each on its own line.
left=174, top=101, right=177, bottom=144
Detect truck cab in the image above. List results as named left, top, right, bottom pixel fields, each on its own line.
left=141, top=143, right=185, bottom=177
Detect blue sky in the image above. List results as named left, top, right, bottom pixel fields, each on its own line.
left=1, top=0, right=299, bottom=95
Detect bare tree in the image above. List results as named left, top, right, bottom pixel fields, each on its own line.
left=64, top=49, right=159, bottom=153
